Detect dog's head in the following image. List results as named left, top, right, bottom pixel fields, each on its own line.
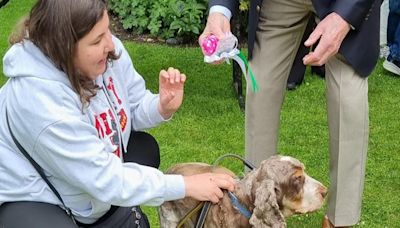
left=248, top=155, right=327, bottom=227
left=159, top=155, right=327, bottom=228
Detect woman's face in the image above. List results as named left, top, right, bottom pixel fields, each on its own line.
left=74, top=10, right=114, bottom=80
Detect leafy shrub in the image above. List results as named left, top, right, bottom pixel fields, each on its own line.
left=148, top=0, right=206, bottom=39
left=109, top=0, right=206, bottom=41
left=109, top=0, right=151, bottom=34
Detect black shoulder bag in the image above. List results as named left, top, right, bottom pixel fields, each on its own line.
left=5, top=111, right=77, bottom=225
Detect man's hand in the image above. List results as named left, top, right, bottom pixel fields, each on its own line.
left=158, top=67, right=186, bottom=119
left=199, top=12, right=231, bottom=46
left=303, top=12, right=351, bottom=66
left=198, top=12, right=231, bottom=65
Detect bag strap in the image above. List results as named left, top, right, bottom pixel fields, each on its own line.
left=5, top=110, right=76, bottom=224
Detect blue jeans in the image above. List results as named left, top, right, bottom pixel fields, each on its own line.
left=388, top=0, right=400, bottom=61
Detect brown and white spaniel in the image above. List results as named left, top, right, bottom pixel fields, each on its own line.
left=159, top=155, right=327, bottom=228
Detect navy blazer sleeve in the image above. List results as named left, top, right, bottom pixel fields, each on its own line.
left=332, top=0, right=377, bottom=29
left=313, top=0, right=378, bottom=30
left=313, top=0, right=381, bottom=76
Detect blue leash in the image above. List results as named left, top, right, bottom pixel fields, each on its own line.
left=228, top=191, right=252, bottom=219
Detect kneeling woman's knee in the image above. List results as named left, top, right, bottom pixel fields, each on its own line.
left=125, top=131, right=160, bottom=168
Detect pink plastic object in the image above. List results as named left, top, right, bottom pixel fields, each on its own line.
left=201, top=35, right=218, bottom=56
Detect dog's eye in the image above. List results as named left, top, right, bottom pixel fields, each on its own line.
left=295, top=175, right=305, bottom=184
left=295, top=175, right=305, bottom=185
left=290, top=174, right=305, bottom=194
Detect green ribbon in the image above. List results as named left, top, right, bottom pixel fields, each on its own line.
left=237, top=51, right=259, bottom=92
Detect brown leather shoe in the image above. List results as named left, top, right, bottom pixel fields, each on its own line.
left=322, top=215, right=352, bottom=228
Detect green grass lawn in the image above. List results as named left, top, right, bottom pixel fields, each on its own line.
left=1, top=0, right=399, bottom=227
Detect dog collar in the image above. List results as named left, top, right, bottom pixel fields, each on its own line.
left=228, top=191, right=252, bottom=219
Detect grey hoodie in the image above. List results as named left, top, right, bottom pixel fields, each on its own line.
left=0, top=37, right=184, bottom=223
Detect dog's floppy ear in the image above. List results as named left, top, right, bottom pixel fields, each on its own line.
left=249, top=179, right=286, bottom=228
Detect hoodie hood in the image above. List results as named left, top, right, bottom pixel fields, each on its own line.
left=3, top=40, right=71, bottom=86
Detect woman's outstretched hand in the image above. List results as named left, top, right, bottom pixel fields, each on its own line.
left=183, top=173, right=236, bottom=204
left=158, top=67, right=186, bottom=119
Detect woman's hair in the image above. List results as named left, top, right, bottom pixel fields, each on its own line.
left=9, top=0, right=119, bottom=108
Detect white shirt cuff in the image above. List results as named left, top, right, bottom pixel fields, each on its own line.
left=209, top=5, right=232, bottom=20
left=163, top=174, right=186, bottom=201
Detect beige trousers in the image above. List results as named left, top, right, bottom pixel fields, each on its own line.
left=245, top=0, right=369, bottom=226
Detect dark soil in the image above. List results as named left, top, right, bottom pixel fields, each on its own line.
left=109, top=14, right=165, bottom=44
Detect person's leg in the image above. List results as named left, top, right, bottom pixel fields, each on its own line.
left=287, top=16, right=316, bottom=90
left=102, top=131, right=157, bottom=228
left=387, top=0, right=395, bottom=45
left=393, top=18, right=400, bottom=63
left=311, top=65, right=326, bottom=78
left=287, top=19, right=313, bottom=90
left=388, top=0, right=400, bottom=59
left=246, top=0, right=313, bottom=166
left=325, top=54, right=369, bottom=226
left=0, top=201, right=77, bottom=228
left=387, top=0, right=400, bottom=45
left=383, top=1, right=400, bottom=75
left=124, top=131, right=160, bottom=168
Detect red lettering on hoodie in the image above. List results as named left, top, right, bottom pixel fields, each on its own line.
left=107, top=77, right=122, bottom=105
left=118, top=109, right=127, bottom=131
left=95, top=116, right=105, bottom=138
left=99, top=112, right=112, bottom=135
left=94, top=110, right=122, bottom=157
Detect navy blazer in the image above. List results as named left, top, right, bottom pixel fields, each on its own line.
left=209, top=0, right=382, bottom=77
